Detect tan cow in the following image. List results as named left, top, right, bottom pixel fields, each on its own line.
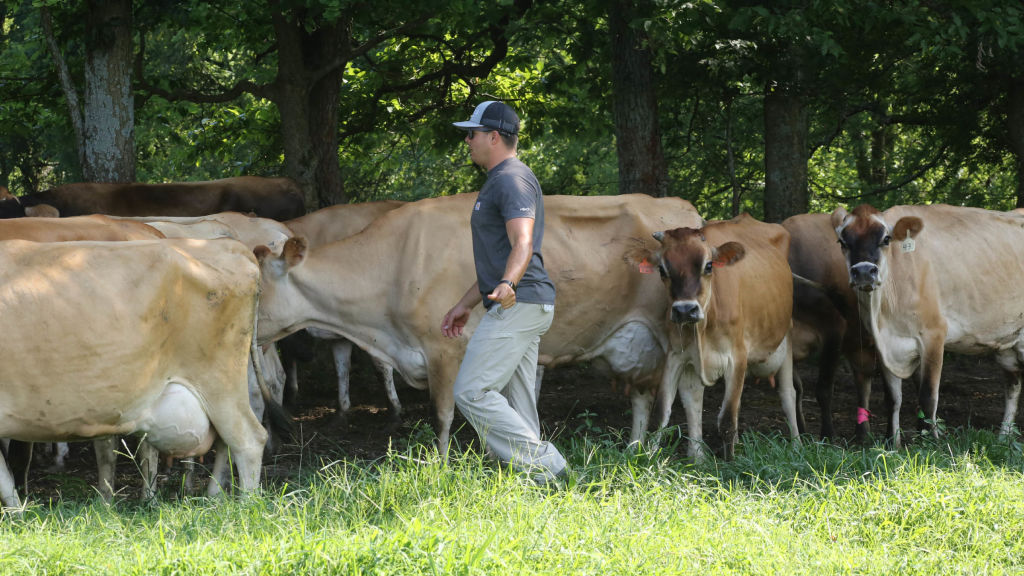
left=285, top=201, right=406, bottom=417
left=0, top=238, right=267, bottom=508
left=0, top=176, right=305, bottom=221
left=0, top=214, right=165, bottom=242
left=628, top=215, right=800, bottom=459
left=254, top=193, right=704, bottom=450
left=832, top=204, right=1024, bottom=445
left=783, top=213, right=877, bottom=441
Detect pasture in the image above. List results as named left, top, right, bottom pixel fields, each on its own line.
left=1, top=351, right=1021, bottom=574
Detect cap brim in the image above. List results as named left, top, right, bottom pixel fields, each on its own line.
left=453, top=121, right=484, bottom=130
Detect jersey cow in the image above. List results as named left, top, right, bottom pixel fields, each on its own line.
left=629, top=215, right=800, bottom=459
left=0, top=238, right=267, bottom=508
left=832, top=204, right=1024, bottom=445
left=285, top=201, right=405, bottom=417
left=0, top=176, right=305, bottom=221
left=783, top=213, right=877, bottom=441
left=254, top=193, right=704, bottom=451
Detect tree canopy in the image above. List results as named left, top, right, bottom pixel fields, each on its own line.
left=2, top=0, right=1023, bottom=218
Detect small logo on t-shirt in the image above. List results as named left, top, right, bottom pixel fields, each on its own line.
left=474, top=202, right=481, bottom=211
left=519, top=207, right=530, bottom=212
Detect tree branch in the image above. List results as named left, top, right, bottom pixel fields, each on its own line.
left=40, top=6, right=87, bottom=175
left=818, top=144, right=950, bottom=200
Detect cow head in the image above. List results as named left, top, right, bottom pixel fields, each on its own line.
left=652, top=227, right=745, bottom=325
left=253, top=236, right=308, bottom=343
left=831, top=204, right=923, bottom=292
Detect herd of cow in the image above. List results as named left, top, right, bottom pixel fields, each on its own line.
left=0, top=176, right=1022, bottom=510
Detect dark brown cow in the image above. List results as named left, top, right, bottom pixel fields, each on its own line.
left=783, top=213, right=877, bottom=441
left=0, top=176, right=305, bottom=221
left=628, top=214, right=800, bottom=459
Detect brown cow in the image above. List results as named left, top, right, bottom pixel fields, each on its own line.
left=254, top=193, right=705, bottom=451
left=783, top=213, right=877, bottom=441
left=0, top=238, right=267, bottom=508
left=630, top=215, right=800, bottom=459
left=0, top=176, right=305, bottom=221
left=284, top=201, right=406, bottom=417
left=832, top=204, right=1024, bottom=445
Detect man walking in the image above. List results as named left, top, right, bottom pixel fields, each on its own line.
left=441, top=101, right=567, bottom=483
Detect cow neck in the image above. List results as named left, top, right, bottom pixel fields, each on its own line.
left=668, top=317, right=714, bottom=386
left=293, top=238, right=399, bottom=361
left=857, top=251, right=918, bottom=380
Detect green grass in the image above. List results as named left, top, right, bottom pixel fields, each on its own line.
left=3, top=427, right=1024, bottom=575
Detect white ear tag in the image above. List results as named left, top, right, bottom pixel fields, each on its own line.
left=900, top=230, right=915, bottom=253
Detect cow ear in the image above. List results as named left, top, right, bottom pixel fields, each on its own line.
left=282, top=237, right=307, bottom=268
left=623, top=246, right=660, bottom=272
left=830, top=206, right=849, bottom=234
left=892, top=216, right=923, bottom=240
left=712, top=241, right=745, bottom=267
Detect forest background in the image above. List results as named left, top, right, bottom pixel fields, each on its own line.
left=2, top=0, right=1024, bottom=222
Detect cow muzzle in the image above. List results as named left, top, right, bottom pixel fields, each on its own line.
left=671, top=301, right=704, bottom=324
left=849, top=262, right=880, bottom=291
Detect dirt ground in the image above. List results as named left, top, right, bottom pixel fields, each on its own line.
left=17, top=340, right=1010, bottom=503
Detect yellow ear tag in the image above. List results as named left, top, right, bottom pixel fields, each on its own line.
left=900, top=229, right=915, bottom=253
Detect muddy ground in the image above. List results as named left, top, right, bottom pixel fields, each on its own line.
left=17, top=340, right=1011, bottom=503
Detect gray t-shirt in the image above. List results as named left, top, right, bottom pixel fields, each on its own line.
left=471, top=157, right=556, bottom=309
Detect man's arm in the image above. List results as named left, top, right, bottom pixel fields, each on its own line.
left=487, top=217, right=534, bottom=309
left=441, top=282, right=482, bottom=338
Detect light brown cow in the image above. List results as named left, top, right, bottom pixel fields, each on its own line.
left=0, top=238, right=267, bottom=508
left=254, top=193, right=704, bottom=450
left=0, top=215, right=165, bottom=242
left=285, top=201, right=407, bottom=417
left=628, top=215, right=800, bottom=459
left=783, top=213, right=877, bottom=441
left=832, top=204, right=1024, bottom=445
left=1, top=176, right=305, bottom=221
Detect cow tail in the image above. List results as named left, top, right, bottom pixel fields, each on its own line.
left=250, top=294, right=295, bottom=440
left=791, top=272, right=850, bottom=316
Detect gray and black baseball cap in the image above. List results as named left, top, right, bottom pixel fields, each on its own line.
left=453, top=101, right=520, bottom=135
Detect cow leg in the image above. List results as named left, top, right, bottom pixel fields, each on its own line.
left=717, top=364, right=746, bottom=460
left=678, top=378, right=706, bottom=461
left=651, top=354, right=683, bottom=450
left=792, top=371, right=807, bottom=435
left=814, top=332, right=843, bottom=440
left=94, top=437, right=117, bottom=502
left=0, top=450, right=21, bottom=510
left=428, top=355, right=461, bottom=457
left=139, top=440, right=160, bottom=500
left=332, top=339, right=354, bottom=416
left=775, top=341, right=801, bottom=444
left=373, top=358, right=403, bottom=419
left=852, top=348, right=875, bottom=443
left=917, top=335, right=946, bottom=438
left=881, top=366, right=903, bottom=449
left=52, top=442, right=69, bottom=472
left=207, top=439, right=232, bottom=497
left=628, top=387, right=654, bottom=447
left=1000, top=369, right=1023, bottom=438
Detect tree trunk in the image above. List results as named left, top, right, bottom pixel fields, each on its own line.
left=763, top=81, right=808, bottom=222
left=1008, top=75, right=1024, bottom=208
left=271, top=9, right=348, bottom=210
left=608, top=0, right=668, bottom=198
left=82, top=0, right=135, bottom=183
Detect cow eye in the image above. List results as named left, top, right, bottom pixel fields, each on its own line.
left=880, top=235, right=892, bottom=247
left=658, top=264, right=668, bottom=279
left=703, top=261, right=714, bottom=275
left=837, top=238, right=848, bottom=250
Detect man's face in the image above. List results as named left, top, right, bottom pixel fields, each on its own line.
left=464, top=129, right=494, bottom=167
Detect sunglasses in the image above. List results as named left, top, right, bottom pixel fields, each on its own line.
left=467, top=129, right=494, bottom=139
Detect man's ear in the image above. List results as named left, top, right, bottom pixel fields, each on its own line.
left=711, top=241, right=745, bottom=267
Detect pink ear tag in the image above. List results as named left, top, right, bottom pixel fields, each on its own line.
left=638, top=257, right=654, bottom=274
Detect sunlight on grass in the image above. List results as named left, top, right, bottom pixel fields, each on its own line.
left=1, top=428, right=1024, bottom=574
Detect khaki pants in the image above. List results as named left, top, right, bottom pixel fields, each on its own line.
left=453, top=302, right=566, bottom=481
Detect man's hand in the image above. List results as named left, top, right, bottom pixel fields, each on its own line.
left=441, top=303, right=473, bottom=338
left=487, top=282, right=517, bottom=309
